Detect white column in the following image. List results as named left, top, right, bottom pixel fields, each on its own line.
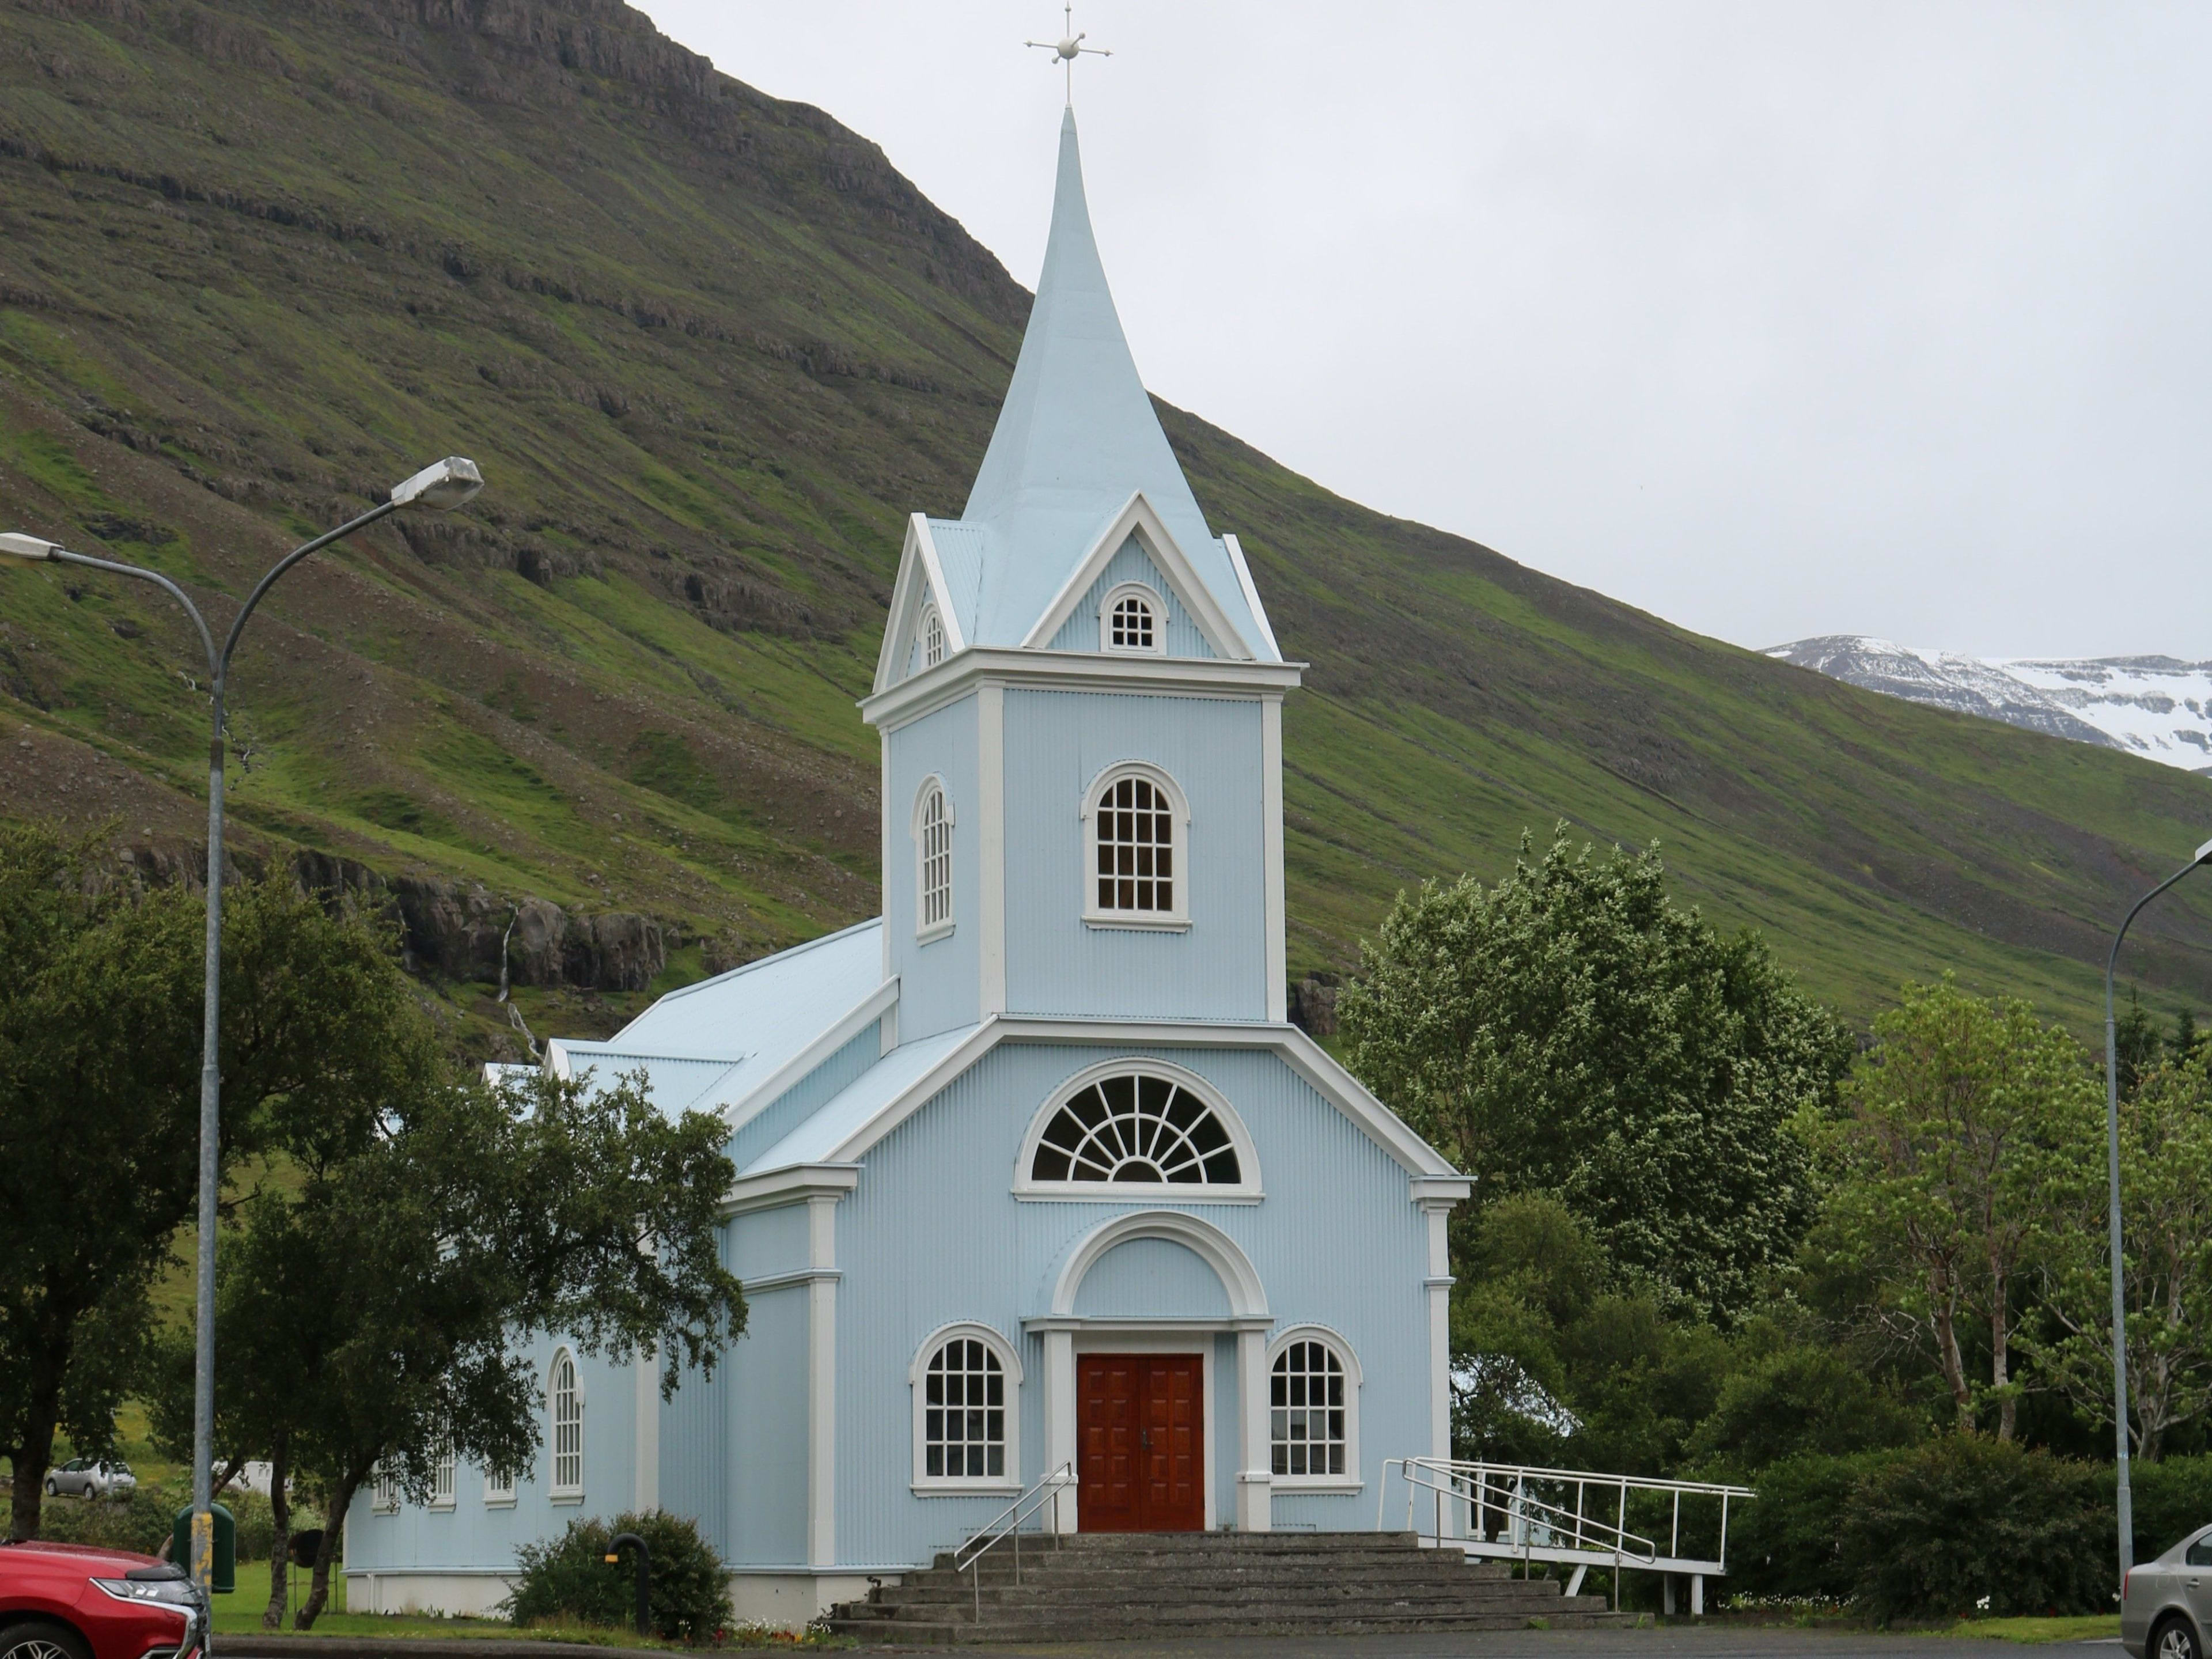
left=1041, top=1327, right=1076, bottom=1533
left=806, top=1194, right=839, bottom=1568
left=1236, top=1327, right=1272, bottom=1531
left=978, top=682, right=1006, bottom=1016
left=632, top=1350, right=660, bottom=1513
left=1422, top=1201, right=1457, bottom=1536
left=1261, top=695, right=1287, bottom=1022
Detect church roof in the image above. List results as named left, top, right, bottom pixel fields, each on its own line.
left=946, top=109, right=1270, bottom=656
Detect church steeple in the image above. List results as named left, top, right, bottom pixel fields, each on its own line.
left=959, top=111, right=1255, bottom=652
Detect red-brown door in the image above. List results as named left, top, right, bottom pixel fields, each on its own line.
left=1077, top=1353, right=1203, bottom=1532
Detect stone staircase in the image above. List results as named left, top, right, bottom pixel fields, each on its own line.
left=825, top=1529, right=1629, bottom=1644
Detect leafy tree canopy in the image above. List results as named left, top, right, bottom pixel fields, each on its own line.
left=1341, top=828, right=1849, bottom=1323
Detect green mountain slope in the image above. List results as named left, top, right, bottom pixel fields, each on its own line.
left=3, top=0, right=2209, bottom=1044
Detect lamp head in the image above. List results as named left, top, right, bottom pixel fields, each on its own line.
left=0, top=532, right=59, bottom=562
left=2195, top=836, right=2212, bottom=866
left=389, top=456, right=484, bottom=511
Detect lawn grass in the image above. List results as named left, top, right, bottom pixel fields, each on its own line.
left=1945, top=1615, right=2123, bottom=1643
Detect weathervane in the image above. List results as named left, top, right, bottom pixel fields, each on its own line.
left=1027, top=2, right=1111, bottom=107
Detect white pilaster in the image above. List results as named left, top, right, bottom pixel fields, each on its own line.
left=1262, top=695, right=1287, bottom=1023
left=632, top=1350, right=660, bottom=1513
left=1421, top=1199, right=1457, bottom=1537
left=978, top=681, right=1007, bottom=1016
left=806, top=1194, right=839, bottom=1567
left=1236, top=1326, right=1272, bottom=1531
left=1042, top=1327, right=1076, bottom=1533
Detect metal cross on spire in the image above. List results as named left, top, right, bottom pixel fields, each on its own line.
left=1026, top=2, right=1111, bottom=107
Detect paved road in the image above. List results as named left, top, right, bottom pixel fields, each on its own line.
left=854, top=1627, right=2123, bottom=1658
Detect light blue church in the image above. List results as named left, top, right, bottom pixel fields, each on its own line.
left=344, top=109, right=1470, bottom=1628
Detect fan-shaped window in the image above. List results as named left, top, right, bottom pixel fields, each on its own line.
left=910, top=1324, right=1022, bottom=1491
left=1272, top=1340, right=1346, bottom=1476
left=914, top=778, right=953, bottom=940
left=921, top=603, right=946, bottom=669
left=548, top=1348, right=583, bottom=1499
left=1031, top=1071, right=1239, bottom=1185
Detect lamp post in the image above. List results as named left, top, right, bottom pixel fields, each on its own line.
left=2102, top=834, right=2212, bottom=1590
left=0, top=455, right=482, bottom=1612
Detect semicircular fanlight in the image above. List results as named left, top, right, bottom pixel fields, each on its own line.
left=1029, top=1071, right=1241, bottom=1185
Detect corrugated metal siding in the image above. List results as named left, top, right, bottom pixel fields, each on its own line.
left=887, top=694, right=982, bottom=1040
left=727, top=1287, right=810, bottom=1565
left=926, top=520, right=988, bottom=642
left=832, top=1040, right=1430, bottom=1567
left=1072, top=1238, right=1231, bottom=1317
left=730, top=1203, right=812, bottom=1283
left=1003, top=690, right=1267, bottom=1021
left=726, top=1028, right=881, bottom=1175
left=1044, top=537, right=1218, bottom=658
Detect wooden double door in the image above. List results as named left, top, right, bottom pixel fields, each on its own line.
left=1076, top=1352, right=1204, bottom=1532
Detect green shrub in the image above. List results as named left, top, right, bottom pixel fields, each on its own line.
left=503, top=1511, right=730, bottom=1642
left=1841, top=1436, right=2111, bottom=1622
left=36, top=1478, right=277, bottom=1562
left=1731, top=1451, right=1886, bottom=1602
left=2134, top=1456, right=2212, bottom=1563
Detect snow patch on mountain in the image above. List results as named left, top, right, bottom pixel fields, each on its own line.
left=1767, top=637, right=2212, bottom=772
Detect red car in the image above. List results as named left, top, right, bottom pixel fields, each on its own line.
left=0, top=1541, right=205, bottom=1659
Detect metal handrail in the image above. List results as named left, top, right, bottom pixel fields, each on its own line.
left=950, top=1463, right=1077, bottom=1620
left=1384, top=1459, right=1660, bottom=1565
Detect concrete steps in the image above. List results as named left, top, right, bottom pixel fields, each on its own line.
left=824, top=1530, right=1628, bottom=1644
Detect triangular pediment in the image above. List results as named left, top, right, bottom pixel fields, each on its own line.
left=872, top=514, right=968, bottom=693
left=1022, top=493, right=1253, bottom=661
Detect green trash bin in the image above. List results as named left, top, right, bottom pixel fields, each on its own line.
left=169, top=1502, right=235, bottom=1594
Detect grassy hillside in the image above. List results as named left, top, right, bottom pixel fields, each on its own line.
left=3, top=0, right=2210, bottom=1045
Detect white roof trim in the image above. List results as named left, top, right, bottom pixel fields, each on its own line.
left=802, top=1015, right=1461, bottom=1185
left=719, top=976, right=901, bottom=1133
left=872, top=516, right=964, bottom=694
left=1221, top=535, right=1282, bottom=662
left=1020, top=491, right=1253, bottom=662
left=722, top=1162, right=860, bottom=1217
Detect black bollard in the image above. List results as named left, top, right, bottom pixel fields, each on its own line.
left=603, top=1532, right=649, bottom=1638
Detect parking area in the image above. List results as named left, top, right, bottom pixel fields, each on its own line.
left=856, top=1628, right=2120, bottom=1659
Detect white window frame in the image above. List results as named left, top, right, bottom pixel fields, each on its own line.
left=482, top=1463, right=517, bottom=1508
left=910, top=1322, right=1023, bottom=1497
left=548, top=1347, right=584, bottom=1503
left=1266, top=1325, right=1362, bottom=1491
left=370, top=1465, right=399, bottom=1514
left=1013, top=1056, right=1262, bottom=1200
left=919, top=603, right=946, bottom=670
left=429, top=1445, right=456, bottom=1510
left=1080, top=760, right=1191, bottom=931
left=911, top=775, right=955, bottom=944
left=1099, top=580, right=1166, bottom=656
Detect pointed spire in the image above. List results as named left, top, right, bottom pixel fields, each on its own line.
left=960, top=110, right=1220, bottom=640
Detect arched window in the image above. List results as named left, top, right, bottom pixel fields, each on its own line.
left=1268, top=1329, right=1361, bottom=1488
left=921, top=603, right=946, bottom=669
left=429, top=1444, right=456, bottom=1509
left=370, top=1465, right=399, bottom=1513
left=913, top=778, right=954, bottom=941
left=1082, top=764, right=1188, bottom=928
left=1100, top=583, right=1162, bottom=654
left=911, top=1325, right=1022, bottom=1491
left=1021, top=1062, right=1257, bottom=1194
left=548, top=1347, right=583, bottom=1500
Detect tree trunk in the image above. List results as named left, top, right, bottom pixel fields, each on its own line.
left=7, top=1346, right=66, bottom=1541
left=1930, top=1264, right=1974, bottom=1430
left=296, top=1469, right=362, bottom=1630
left=263, top=1433, right=290, bottom=1630
left=1990, top=1263, right=2015, bottom=1443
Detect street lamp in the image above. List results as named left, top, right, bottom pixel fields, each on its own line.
left=2102, top=834, right=2212, bottom=1590
left=1, top=455, right=482, bottom=1606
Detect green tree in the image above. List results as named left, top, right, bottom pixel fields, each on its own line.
left=2115, top=987, right=2162, bottom=1100
left=0, top=821, right=431, bottom=1540
left=1340, top=828, right=1848, bottom=1322
left=1811, top=978, right=2093, bottom=1442
left=202, top=1065, right=746, bottom=1628
left=2021, top=1051, right=2212, bottom=1461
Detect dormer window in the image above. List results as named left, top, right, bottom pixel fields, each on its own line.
left=921, top=604, right=946, bottom=669
left=1100, top=583, right=1164, bottom=655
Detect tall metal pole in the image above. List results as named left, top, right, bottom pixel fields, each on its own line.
left=2101, top=838, right=2212, bottom=1591
left=6, top=460, right=479, bottom=1626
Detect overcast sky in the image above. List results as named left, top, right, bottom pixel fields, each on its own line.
left=634, top=2, right=2212, bottom=661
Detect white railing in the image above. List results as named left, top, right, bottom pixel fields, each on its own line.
left=949, top=1463, right=1077, bottom=1620
left=1378, top=1459, right=1753, bottom=1608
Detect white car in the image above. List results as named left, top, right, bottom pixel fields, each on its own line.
left=2124, top=1524, right=2212, bottom=1659
left=43, top=1460, right=136, bottom=1501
